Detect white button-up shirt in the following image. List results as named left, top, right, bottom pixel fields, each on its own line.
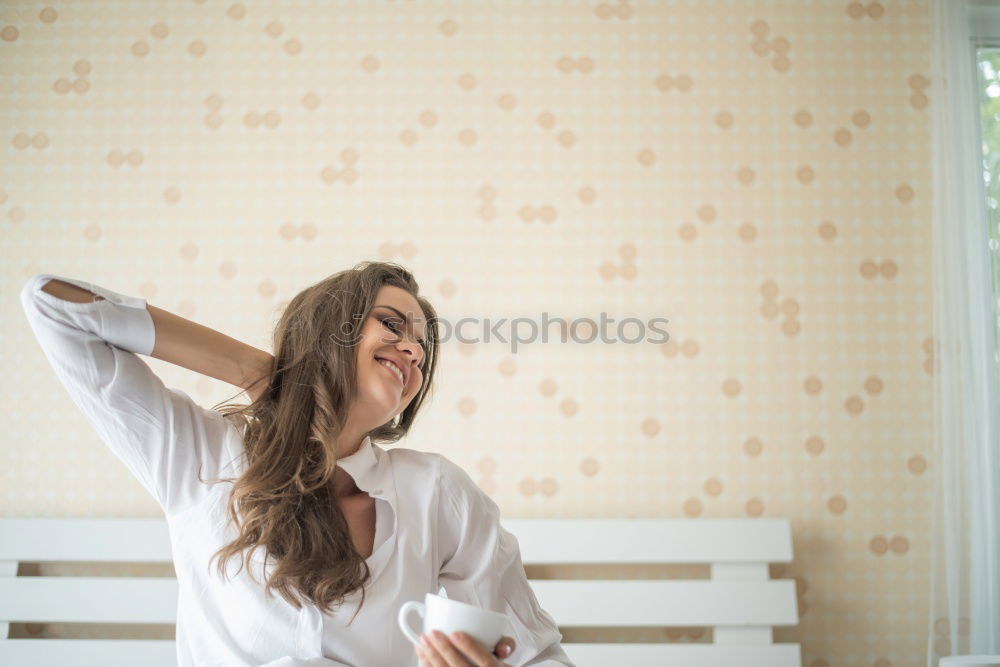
left=20, top=274, right=574, bottom=667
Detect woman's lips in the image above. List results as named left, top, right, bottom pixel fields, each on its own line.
left=377, top=358, right=404, bottom=388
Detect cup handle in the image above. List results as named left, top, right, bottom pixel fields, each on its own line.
left=397, top=601, right=425, bottom=645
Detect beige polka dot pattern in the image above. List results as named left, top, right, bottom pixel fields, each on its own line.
left=2, top=2, right=938, bottom=664
left=847, top=2, right=887, bottom=20
left=749, top=20, right=793, bottom=73
left=599, top=243, right=638, bottom=281
left=909, top=73, right=930, bottom=109
left=760, top=281, right=802, bottom=336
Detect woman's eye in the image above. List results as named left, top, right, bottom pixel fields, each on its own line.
left=381, top=316, right=427, bottom=371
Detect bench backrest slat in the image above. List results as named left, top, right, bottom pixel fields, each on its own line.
left=530, top=580, right=799, bottom=626
left=0, top=577, right=178, bottom=624
left=558, top=643, right=801, bottom=667
left=0, top=640, right=802, bottom=667
left=0, top=639, right=176, bottom=667
left=0, top=519, right=172, bottom=562
left=503, top=518, right=794, bottom=563
left=0, top=577, right=799, bottom=628
left=0, top=518, right=795, bottom=564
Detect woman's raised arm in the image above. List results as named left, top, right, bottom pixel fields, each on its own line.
left=24, top=274, right=270, bottom=515
left=145, top=300, right=274, bottom=401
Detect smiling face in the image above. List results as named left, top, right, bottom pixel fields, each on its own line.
left=350, top=285, right=428, bottom=429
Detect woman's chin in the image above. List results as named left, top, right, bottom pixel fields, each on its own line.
left=358, top=377, right=406, bottom=418
left=365, top=390, right=403, bottom=417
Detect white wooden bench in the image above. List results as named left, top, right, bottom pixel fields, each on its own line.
left=0, top=517, right=800, bottom=666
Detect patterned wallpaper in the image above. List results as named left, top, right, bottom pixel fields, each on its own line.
left=2, top=1, right=938, bottom=665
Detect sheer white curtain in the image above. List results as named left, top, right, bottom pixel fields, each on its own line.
left=929, top=0, right=1000, bottom=663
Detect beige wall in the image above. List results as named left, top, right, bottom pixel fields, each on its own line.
left=2, top=1, right=936, bottom=665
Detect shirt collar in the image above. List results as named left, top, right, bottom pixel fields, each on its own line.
left=336, top=434, right=386, bottom=497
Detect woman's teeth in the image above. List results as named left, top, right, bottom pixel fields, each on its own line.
left=378, top=358, right=404, bottom=385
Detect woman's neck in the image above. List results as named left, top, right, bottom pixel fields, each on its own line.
left=331, top=465, right=362, bottom=498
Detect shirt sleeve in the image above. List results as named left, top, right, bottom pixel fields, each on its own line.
left=19, top=273, right=238, bottom=518
left=433, top=455, right=575, bottom=667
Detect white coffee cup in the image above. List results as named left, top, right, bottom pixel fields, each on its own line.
left=398, top=593, right=510, bottom=660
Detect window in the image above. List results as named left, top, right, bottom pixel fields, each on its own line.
left=972, top=3, right=1000, bottom=381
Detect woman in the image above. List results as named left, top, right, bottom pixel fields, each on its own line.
left=20, top=261, right=573, bottom=666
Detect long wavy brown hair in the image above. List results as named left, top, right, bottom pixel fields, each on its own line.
left=201, top=261, right=440, bottom=625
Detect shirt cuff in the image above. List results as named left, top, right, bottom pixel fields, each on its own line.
left=31, top=273, right=155, bottom=356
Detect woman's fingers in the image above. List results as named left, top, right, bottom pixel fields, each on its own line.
left=494, top=635, right=516, bottom=658
left=420, top=630, right=500, bottom=666
left=414, top=630, right=516, bottom=666
left=416, top=635, right=445, bottom=666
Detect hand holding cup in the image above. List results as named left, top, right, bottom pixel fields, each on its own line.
left=398, top=593, right=516, bottom=666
